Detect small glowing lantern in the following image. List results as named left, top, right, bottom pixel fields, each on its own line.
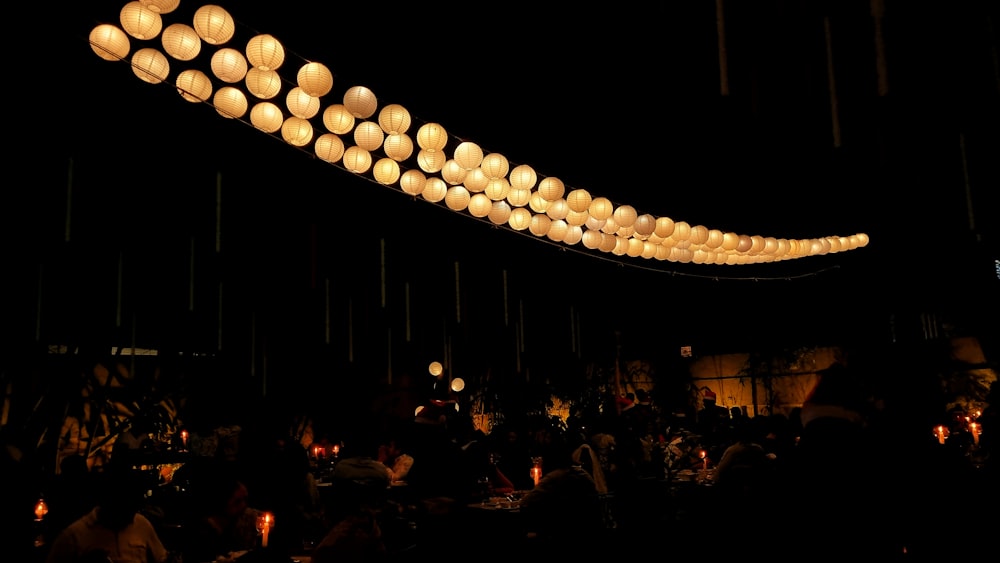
left=281, top=117, right=313, bottom=147
left=453, top=142, right=483, bottom=170
left=322, top=104, right=355, bottom=135
left=34, top=499, right=49, bottom=521
left=246, top=34, right=285, bottom=71
left=383, top=133, right=414, bottom=161
left=246, top=68, right=282, bottom=99
left=463, top=168, right=489, bottom=193
left=378, top=104, right=411, bottom=134
left=315, top=134, right=346, bottom=163
left=451, top=378, right=466, bottom=392
left=372, top=158, right=401, bottom=185
left=508, top=208, right=532, bottom=231
left=176, top=69, right=212, bottom=102
left=588, top=197, right=613, bottom=221
left=480, top=153, right=509, bottom=179
left=484, top=178, right=510, bottom=201
left=509, top=164, right=537, bottom=190
left=90, top=24, right=131, bottom=61
left=285, top=87, right=320, bottom=119
left=416, top=123, right=448, bottom=151
left=193, top=5, right=235, bottom=45
left=249, top=102, right=283, bottom=133
left=342, top=146, right=372, bottom=174
left=214, top=86, right=248, bottom=118
left=399, top=169, right=426, bottom=196
left=210, top=48, right=247, bottom=83
left=120, top=2, right=162, bottom=40
left=445, top=186, right=471, bottom=211
left=343, top=85, right=378, bottom=118
left=417, top=149, right=446, bottom=174
left=566, top=189, right=592, bottom=213
left=488, top=201, right=512, bottom=225
left=613, top=205, right=638, bottom=228
left=429, top=361, right=444, bottom=376
left=161, top=23, right=200, bottom=61
left=298, top=62, right=333, bottom=97
left=537, top=177, right=565, bottom=201
left=131, top=48, right=170, bottom=84
left=441, top=159, right=468, bottom=185
left=353, top=121, right=384, bottom=152
left=422, top=177, right=447, bottom=202
left=468, top=193, right=492, bottom=217
left=529, top=214, right=552, bottom=237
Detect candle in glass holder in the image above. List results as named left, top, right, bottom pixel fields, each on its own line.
left=969, top=422, right=981, bottom=446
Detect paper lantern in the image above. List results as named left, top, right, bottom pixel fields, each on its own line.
left=538, top=177, right=565, bottom=201
left=417, top=149, right=445, bottom=173
left=484, top=178, right=510, bottom=201
left=566, top=210, right=589, bottom=226
left=298, top=62, right=333, bottom=97
left=378, top=104, right=411, bottom=134
left=673, top=221, right=692, bottom=241
left=281, top=117, right=313, bottom=147
left=89, top=24, right=131, bottom=61
left=547, top=219, right=569, bottom=242
left=598, top=233, right=618, bottom=253
left=508, top=207, right=532, bottom=231
left=528, top=192, right=550, bottom=213
left=246, top=34, right=284, bottom=71
left=373, top=158, right=401, bottom=185
left=140, top=0, right=180, bottom=14
left=417, top=123, right=448, bottom=151
left=428, top=361, right=443, bottom=376
left=193, top=5, right=235, bottom=45
left=249, top=102, right=283, bottom=132
left=343, top=85, right=378, bottom=118
left=342, top=146, right=372, bottom=173
left=481, top=153, right=509, bottom=179
left=463, top=168, right=489, bottom=193
left=161, top=23, right=200, bottom=61
left=214, top=86, right=247, bottom=118
left=488, top=201, right=512, bottom=225
left=322, top=104, right=355, bottom=135
left=445, top=186, right=471, bottom=211
left=509, top=164, right=537, bottom=190
left=453, top=142, right=483, bottom=170
left=613, top=205, right=637, bottom=228
left=210, top=48, right=247, bottom=82
left=451, top=378, right=466, bottom=392
left=589, top=197, right=613, bottom=221
left=131, top=48, right=169, bottom=84
left=286, top=87, right=320, bottom=119
left=529, top=214, right=552, bottom=237
left=441, top=159, right=468, bottom=185
left=564, top=225, right=584, bottom=245
left=654, top=217, right=676, bottom=238
left=315, top=133, right=345, bottom=163
left=566, top=189, right=592, bottom=213
left=468, top=193, right=492, bottom=217
left=545, top=199, right=569, bottom=221
left=120, top=2, right=162, bottom=40
left=353, top=121, right=384, bottom=152
left=600, top=216, right=619, bottom=234
left=246, top=68, right=282, bottom=99
left=421, top=177, right=447, bottom=202
left=399, top=169, right=426, bottom=195
left=582, top=229, right=603, bottom=249
left=704, top=229, right=724, bottom=249
left=633, top=214, right=656, bottom=237
left=627, top=238, right=644, bottom=257
left=506, top=188, right=530, bottom=207
left=175, top=69, right=212, bottom=102
left=383, top=133, right=414, bottom=161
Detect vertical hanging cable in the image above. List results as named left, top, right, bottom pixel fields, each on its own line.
left=65, top=158, right=74, bottom=242
left=824, top=15, right=842, bottom=148
left=215, top=172, right=222, bottom=253
left=959, top=134, right=977, bottom=235
left=716, top=0, right=730, bottom=96
left=871, top=0, right=889, bottom=96
left=502, top=269, right=509, bottom=327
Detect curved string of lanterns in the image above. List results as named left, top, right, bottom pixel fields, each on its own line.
left=88, top=1, right=870, bottom=269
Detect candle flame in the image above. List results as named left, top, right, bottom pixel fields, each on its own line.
left=35, top=499, right=48, bottom=520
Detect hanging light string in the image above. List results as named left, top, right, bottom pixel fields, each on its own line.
left=86, top=1, right=870, bottom=280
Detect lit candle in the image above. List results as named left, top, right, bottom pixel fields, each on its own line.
left=260, top=513, right=273, bottom=548
left=530, top=466, right=542, bottom=486
left=180, top=430, right=189, bottom=449
left=332, top=443, right=340, bottom=457
left=34, top=499, right=48, bottom=521
left=699, top=449, right=708, bottom=471
left=934, top=425, right=947, bottom=445
left=969, top=422, right=980, bottom=446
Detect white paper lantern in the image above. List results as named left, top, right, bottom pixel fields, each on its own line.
left=210, top=48, right=247, bottom=82
left=250, top=102, right=284, bottom=133
left=509, top=164, right=537, bottom=190
left=416, top=123, right=448, bottom=151
left=322, top=104, right=355, bottom=135
left=480, top=153, right=509, bottom=179
left=372, top=158, right=401, bottom=185
left=343, top=85, right=378, bottom=118
left=342, top=146, right=372, bottom=173
left=353, top=121, right=384, bottom=152
left=383, top=133, right=414, bottom=161
left=131, top=47, right=169, bottom=84
left=421, top=177, right=447, bottom=202
left=175, top=69, right=212, bottom=102
left=214, top=86, right=247, bottom=118
left=298, top=62, right=333, bottom=97
left=445, top=186, right=471, bottom=211
left=161, top=23, right=200, bottom=61
left=468, top=193, right=492, bottom=217
left=315, top=133, right=345, bottom=163
left=453, top=142, right=483, bottom=170
left=246, top=68, right=282, bottom=99
left=378, top=104, right=411, bottom=134
left=120, top=2, right=162, bottom=40
left=285, top=87, right=320, bottom=119
left=193, top=4, right=235, bottom=45
left=89, top=24, right=131, bottom=61
left=281, top=117, right=313, bottom=147
left=417, top=149, right=445, bottom=173
left=399, top=170, right=426, bottom=195
left=538, top=177, right=565, bottom=201
left=246, top=34, right=284, bottom=70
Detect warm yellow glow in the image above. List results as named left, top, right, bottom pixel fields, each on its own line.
left=90, top=24, right=131, bottom=61
left=175, top=69, right=212, bottom=102
left=281, top=116, right=313, bottom=146
left=120, top=2, right=162, bottom=40
left=192, top=4, right=235, bottom=45
left=210, top=48, right=248, bottom=83
left=161, top=23, right=200, bottom=61
left=213, top=86, right=247, bottom=118
left=297, top=62, right=333, bottom=97
left=131, top=48, right=169, bottom=84
left=246, top=34, right=285, bottom=71
left=343, top=86, right=378, bottom=118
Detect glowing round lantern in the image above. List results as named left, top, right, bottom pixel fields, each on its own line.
left=286, top=87, right=320, bottom=119
left=417, top=123, right=448, bottom=151
left=246, top=34, right=284, bottom=71
left=582, top=229, right=603, bottom=249
left=90, top=24, right=131, bottom=61
left=508, top=207, right=532, bottom=231
left=131, top=48, right=169, bottom=84
left=529, top=192, right=550, bottom=213
left=383, top=133, right=414, bottom=161
left=672, top=221, right=692, bottom=241
left=343, top=85, right=378, bottom=118
left=445, top=186, right=471, bottom=211
left=704, top=229, right=724, bottom=249
left=480, top=153, right=509, bottom=179
left=566, top=189, right=592, bottom=213
left=399, top=169, right=426, bottom=195
left=121, top=2, right=162, bottom=40
left=373, top=158, right=401, bottom=185
left=588, top=197, right=613, bottom=221
left=564, top=225, right=584, bottom=245
left=342, top=146, right=372, bottom=173
left=488, top=201, right=512, bottom=225
left=175, top=69, right=212, bottom=102
left=736, top=234, right=752, bottom=252
left=428, top=361, right=443, bottom=376
left=353, top=121, right=384, bottom=152
left=214, top=86, right=247, bottom=118
left=378, top=104, right=411, bottom=134
left=463, top=168, right=489, bottom=193
left=566, top=210, right=589, bottom=226
left=468, top=193, right=492, bottom=217
left=315, top=133, right=345, bottom=163
left=721, top=232, right=740, bottom=251
left=484, top=178, right=510, bottom=201
left=453, top=142, right=483, bottom=170
left=421, top=177, right=447, bottom=202
left=140, top=0, right=179, bottom=13
left=598, top=233, right=618, bottom=253
left=211, top=48, right=247, bottom=82
left=417, top=149, right=446, bottom=173
left=613, top=205, right=637, bottom=228
left=654, top=217, right=676, bottom=238
left=193, top=5, right=234, bottom=45
left=688, top=225, right=708, bottom=245
left=451, top=378, right=466, bottom=392
left=441, top=159, right=468, bottom=185
left=322, top=104, right=355, bottom=135
left=547, top=219, right=569, bottom=242
left=506, top=188, right=530, bottom=207
left=529, top=214, right=552, bottom=237
left=509, top=164, right=537, bottom=190
left=249, top=102, right=283, bottom=132
left=246, top=68, right=281, bottom=99
left=633, top=214, right=655, bottom=237
left=161, top=23, right=200, bottom=60
left=537, top=177, right=565, bottom=201
left=298, top=62, right=333, bottom=97
left=281, top=117, right=313, bottom=147
left=545, top=199, right=569, bottom=221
